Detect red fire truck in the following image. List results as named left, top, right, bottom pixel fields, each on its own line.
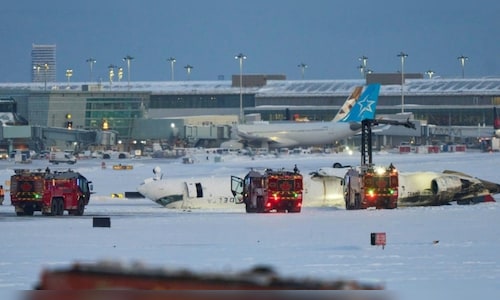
left=10, top=169, right=93, bottom=216
left=344, top=164, right=399, bottom=209
left=231, top=167, right=303, bottom=213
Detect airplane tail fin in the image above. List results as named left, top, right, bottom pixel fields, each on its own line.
left=338, top=83, right=380, bottom=122
left=332, top=86, right=363, bottom=122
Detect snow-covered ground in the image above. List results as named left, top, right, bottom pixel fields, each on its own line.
left=0, top=151, right=499, bottom=300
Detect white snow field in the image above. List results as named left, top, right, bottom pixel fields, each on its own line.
left=0, top=150, right=499, bottom=300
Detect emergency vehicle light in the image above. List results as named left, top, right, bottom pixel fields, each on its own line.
left=375, top=167, right=386, bottom=175
left=366, top=189, right=375, bottom=198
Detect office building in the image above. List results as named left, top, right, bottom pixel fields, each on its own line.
left=31, top=44, right=56, bottom=83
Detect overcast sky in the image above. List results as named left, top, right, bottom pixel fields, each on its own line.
left=1, top=0, right=498, bottom=82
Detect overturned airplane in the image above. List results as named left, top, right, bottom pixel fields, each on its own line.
left=137, top=164, right=499, bottom=210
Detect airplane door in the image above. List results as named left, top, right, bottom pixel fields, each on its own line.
left=231, top=176, right=244, bottom=196
left=185, top=182, right=203, bottom=198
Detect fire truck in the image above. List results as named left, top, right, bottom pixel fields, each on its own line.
left=344, top=164, right=399, bottom=209
left=343, top=118, right=415, bottom=210
left=10, top=169, right=93, bottom=216
left=231, top=167, right=303, bottom=213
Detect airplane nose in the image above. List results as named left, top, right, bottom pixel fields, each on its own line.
left=349, top=122, right=362, bottom=131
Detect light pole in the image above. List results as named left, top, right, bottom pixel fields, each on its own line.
left=33, top=64, right=41, bottom=82
left=108, top=64, right=116, bottom=90
left=184, top=64, right=193, bottom=80
left=235, top=53, right=247, bottom=123
left=86, top=58, right=96, bottom=82
left=65, top=69, right=73, bottom=87
left=457, top=55, right=468, bottom=78
left=123, top=55, right=134, bottom=90
left=425, top=70, right=435, bottom=79
left=358, top=55, right=368, bottom=78
left=297, top=62, right=307, bottom=79
left=33, top=63, right=48, bottom=90
left=397, top=51, right=408, bottom=113
left=357, top=65, right=365, bottom=78
left=167, top=57, right=176, bottom=81
left=118, top=67, right=124, bottom=82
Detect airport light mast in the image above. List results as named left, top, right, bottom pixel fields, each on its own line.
left=235, top=53, right=247, bottom=123
left=184, top=64, right=193, bottom=80
left=65, top=69, right=73, bottom=87
left=108, top=64, right=116, bottom=90
left=457, top=55, right=468, bottom=78
left=86, top=58, right=96, bottom=82
left=167, top=57, right=176, bottom=81
left=358, top=55, right=368, bottom=78
left=397, top=51, right=408, bottom=113
left=297, top=62, right=307, bottom=79
left=123, top=55, right=134, bottom=90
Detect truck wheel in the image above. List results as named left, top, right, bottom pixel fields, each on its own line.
left=354, top=194, right=361, bottom=209
left=76, top=200, right=85, bottom=216
left=57, top=199, right=64, bottom=216
left=256, top=196, right=265, bottom=213
left=16, top=211, right=25, bottom=216
left=389, top=199, right=398, bottom=209
left=50, top=199, right=58, bottom=216
left=245, top=204, right=256, bottom=213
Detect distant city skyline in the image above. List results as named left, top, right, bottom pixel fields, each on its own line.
left=0, top=0, right=498, bottom=82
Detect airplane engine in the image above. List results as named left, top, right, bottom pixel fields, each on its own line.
left=431, top=176, right=463, bottom=203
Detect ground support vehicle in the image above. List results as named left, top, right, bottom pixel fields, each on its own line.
left=49, top=151, right=77, bottom=164
left=231, top=168, right=303, bottom=213
left=10, top=169, right=92, bottom=216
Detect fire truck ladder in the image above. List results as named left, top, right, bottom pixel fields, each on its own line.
left=360, top=119, right=416, bottom=166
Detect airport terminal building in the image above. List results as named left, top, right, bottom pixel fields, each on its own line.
left=0, top=74, right=499, bottom=152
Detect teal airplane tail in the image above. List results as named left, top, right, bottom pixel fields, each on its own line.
left=339, top=83, right=380, bottom=122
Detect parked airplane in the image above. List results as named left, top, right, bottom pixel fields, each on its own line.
left=137, top=163, right=499, bottom=210
left=235, top=84, right=380, bottom=148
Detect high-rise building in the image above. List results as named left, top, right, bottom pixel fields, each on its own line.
left=31, top=44, right=56, bottom=83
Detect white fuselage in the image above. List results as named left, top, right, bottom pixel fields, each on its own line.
left=236, top=121, right=358, bottom=148
left=137, top=172, right=346, bottom=210
left=137, top=165, right=498, bottom=210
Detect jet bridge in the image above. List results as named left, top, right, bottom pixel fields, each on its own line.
left=1, top=126, right=101, bottom=151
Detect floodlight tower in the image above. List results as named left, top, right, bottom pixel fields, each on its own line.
left=108, top=64, right=116, bottom=90
left=167, top=57, right=176, bottom=81
left=425, top=70, right=435, bottom=79
left=358, top=55, right=368, bottom=78
left=235, top=53, right=247, bottom=123
left=297, top=62, right=307, bottom=79
left=123, top=55, right=134, bottom=90
left=65, top=69, right=73, bottom=87
left=457, top=55, right=468, bottom=78
left=86, top=58, right=96, bottom=82
left=184, top=64, right=193, bottom=80
left=397, top=51, right=408, bottom=113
